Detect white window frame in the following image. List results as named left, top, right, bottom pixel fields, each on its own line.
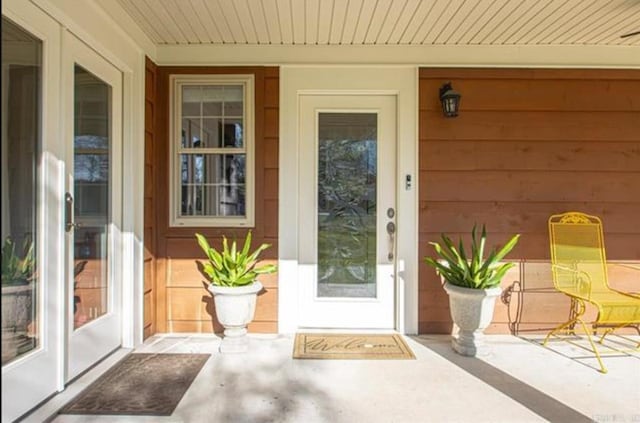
left=169, top=74, right=255, bottom=227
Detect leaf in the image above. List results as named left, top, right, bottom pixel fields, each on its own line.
left=423, top=226, right=519, bottom=290
left=195, top=231, right=277, bottom=287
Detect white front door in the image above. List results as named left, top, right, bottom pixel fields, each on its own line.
left=298, top=94, right=397, bottom=329
left=64, top=34, right=123, bottom=381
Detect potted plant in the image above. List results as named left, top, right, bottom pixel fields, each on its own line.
left=424, top=225, right=519, bottom=356
left=1, top=237, right=36, bottom=338
left=195, top=231, right=277, bottom=353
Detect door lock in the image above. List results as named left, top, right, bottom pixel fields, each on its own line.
left=386, top=221, right=396, bottom=235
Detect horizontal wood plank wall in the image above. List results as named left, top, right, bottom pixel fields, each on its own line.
left=152, top=66, right=279, bottom=334
left=418, top=68, right=640, bottom=334
left=143, top=57, right=157, bottom=339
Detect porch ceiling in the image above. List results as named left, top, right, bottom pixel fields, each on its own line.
left=115, top=0, right=640, bottom=47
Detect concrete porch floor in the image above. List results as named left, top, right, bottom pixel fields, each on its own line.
left=27, top=333, right=640, bottom=423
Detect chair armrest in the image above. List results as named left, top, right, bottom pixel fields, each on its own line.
left=551, top=264, right=593, bottom=283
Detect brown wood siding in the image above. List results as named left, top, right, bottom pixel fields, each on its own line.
left=149, top=66, right=279, bottom=334
left=418, top=68, right=640, bottom=334
left=143, top=57, right=157, bottom=339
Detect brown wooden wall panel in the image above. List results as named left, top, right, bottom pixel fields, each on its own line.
left=149, top=66, right=280, bottom=334
left=143, top=56, right=157, bottom=339
left=420, top=171, right=640, bottom=202
left=419, top=79, right=640, bottom=112
left=420, top=141, right=640, bottom=172
left=419, top=202, right=640, bottom=235
left=418, top=68, right=640, bottom=335
left=420, top=111, right=640, bottom=141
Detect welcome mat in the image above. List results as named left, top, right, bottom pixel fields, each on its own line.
left=59, top=353, right=210, bottom=416
left=293, top=333, right=415, bottom=359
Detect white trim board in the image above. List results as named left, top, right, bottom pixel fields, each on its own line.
left=156, top=44, right=640, bottom=68
left=278, top=66, right=419, bottom=335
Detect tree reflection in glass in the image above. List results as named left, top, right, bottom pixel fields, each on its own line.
left=317, top=113, right=377, bottom=298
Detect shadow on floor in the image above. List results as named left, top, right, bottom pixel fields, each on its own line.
left=176, top=342, right=336, bottom=422
left=518, top=334, right=640, bottom=373
left=411, top=336, right=593, bottom=423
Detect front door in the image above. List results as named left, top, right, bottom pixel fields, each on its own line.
left=298, top=94, right=397, bottom=329
left=64, top=34, right=123, bottom=381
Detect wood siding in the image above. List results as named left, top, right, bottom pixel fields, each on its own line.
left=143, top=57, right=157, bottom=339
left=418, top=68, right=640, bottom=334
left=146, top=65, right=279, bottom=334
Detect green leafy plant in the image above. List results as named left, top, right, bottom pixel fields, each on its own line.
left=1, top=237, right=35, bottom=287
left=423, top=225, right=519, bottom=289
left=195, top=231, right=277, bottom=287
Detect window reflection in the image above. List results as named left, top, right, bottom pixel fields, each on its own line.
left=73, top=66, right=110, bottom=329
left=1, top=18, right=41, bottom=365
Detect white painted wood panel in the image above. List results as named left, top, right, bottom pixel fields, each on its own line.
left=276, top=0, right=294, bottom=44
left=328, top=0, right=349, bottom=44
left=112, top=0, right=640, bottom=47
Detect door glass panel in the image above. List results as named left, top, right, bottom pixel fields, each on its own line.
left=73, top=66, right=110, bottom=329
left=317, top=113, right=377, bottom=298
left=1, top=18, right=41, bottom=365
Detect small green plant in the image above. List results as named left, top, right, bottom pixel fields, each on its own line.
left=195, top=231, right=277, bottom=287
left=1, top=237, right=35, bottom=286
left=423, top=225, right=519, bottom=289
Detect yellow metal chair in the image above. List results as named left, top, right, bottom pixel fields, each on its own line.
left=544, top=211, right=640, bottom=373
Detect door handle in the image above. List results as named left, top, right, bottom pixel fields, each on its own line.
left=386, top=221, right=396, bottom=261
left=65, top=193, right=81, bottom=232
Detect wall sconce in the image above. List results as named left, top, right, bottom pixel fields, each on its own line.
left=439, top=82, right=461, bottom=118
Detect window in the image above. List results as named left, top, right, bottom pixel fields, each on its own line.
left=170, top=75, right=254, bottom=227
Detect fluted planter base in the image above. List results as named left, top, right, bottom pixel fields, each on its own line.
left=443, top=282, right=501, bottom=357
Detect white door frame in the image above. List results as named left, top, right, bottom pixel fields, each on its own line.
left=298, top=94, right=397, bottom=329
left=278, top=66, right=419, bottom=334
left=1, top=2, right=64, bottom=422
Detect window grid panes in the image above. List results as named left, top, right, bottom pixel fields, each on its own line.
left=176, top=80, right=249, bottom=221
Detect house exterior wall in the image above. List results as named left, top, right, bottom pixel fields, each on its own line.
left=148, top=64, right=279, bottom=334
left=418, top=68, right=640, bottom=334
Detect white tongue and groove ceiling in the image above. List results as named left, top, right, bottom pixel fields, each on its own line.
left=116, top=0, right=640, bottom=46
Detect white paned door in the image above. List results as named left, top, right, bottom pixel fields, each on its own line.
left=298, top=94, right=397, bottom=329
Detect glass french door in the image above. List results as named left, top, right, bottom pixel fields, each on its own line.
left=64, top=34, right=122, bottom=381
left=1, top=4, right=63, bottom=422
left=298, top=95, right=397, bottom=329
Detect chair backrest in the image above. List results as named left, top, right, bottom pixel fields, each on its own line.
left=548, top=212, right=610, bottom=301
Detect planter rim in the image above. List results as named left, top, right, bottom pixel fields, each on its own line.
left=443, top=281, right=502, bottom=297
left=208, top=281, right=263, bottom=296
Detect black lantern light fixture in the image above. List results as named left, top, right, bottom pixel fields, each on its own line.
left=439, top=82, right=461, bottom=118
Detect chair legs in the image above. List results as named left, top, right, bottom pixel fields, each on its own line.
left=597, top=323, right=640, bottom=349
left=543, top=299, right=608, bottom=374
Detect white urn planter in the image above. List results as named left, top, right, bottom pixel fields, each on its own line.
left=444, top=282, right=502, bottom=357
left=208, top=281, right=262, bottom=354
